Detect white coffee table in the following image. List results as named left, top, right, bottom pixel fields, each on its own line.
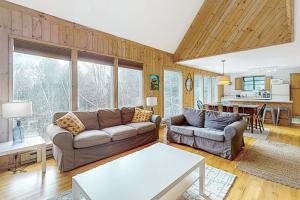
left=0, top=136, right=46, bottom=173
left=72, top=143, right=205, bottom=200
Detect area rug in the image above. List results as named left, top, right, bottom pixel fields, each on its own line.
left=237, top=140, right=300, bottom=189
left=243, top=128, right=270, bottom=140
left=49, top=165, right=236, bottom=200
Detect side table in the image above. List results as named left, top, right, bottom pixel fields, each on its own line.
left=0, top=136, right=46, bottom=173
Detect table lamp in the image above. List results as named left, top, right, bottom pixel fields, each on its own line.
left=146, top=97, right=157, bottom=113
left=2, top=101, right=32, bottom=144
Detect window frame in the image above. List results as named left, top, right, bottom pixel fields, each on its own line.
left=243, top=76, right=265, bottom=91
left=11, top=42, right=72, bottom=140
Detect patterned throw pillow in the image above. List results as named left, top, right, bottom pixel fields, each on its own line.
left=131, top=108, right=152, bottom=123
left=56, top=112, right=85, bottom=135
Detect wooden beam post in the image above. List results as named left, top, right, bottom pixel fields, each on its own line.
left=114, top=57, right=118, bottom=108
left=71, top=49, right=78, bottom=111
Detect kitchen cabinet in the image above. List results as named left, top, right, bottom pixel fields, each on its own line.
left=235, top=77, right=243, bottom=90
left=291, top=73, right=300, bottom=116
left=291, top=73, right=300, bottom=89
left=291, top=89, right=300, bottom=116
left=265, top=76, right=272, bottom=90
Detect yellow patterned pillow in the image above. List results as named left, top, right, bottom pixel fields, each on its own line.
left=56, top=112, right=85, bottom=135
left=131, top=108, right=152, bottom=123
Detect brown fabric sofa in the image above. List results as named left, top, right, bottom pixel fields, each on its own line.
left=47, top=107, right=161, bottom=172
left=166, top=108, right=247, bottom=160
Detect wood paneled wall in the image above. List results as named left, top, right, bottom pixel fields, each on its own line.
left=175, top=0, right=294, bottom=61
left=0, top=1, right=220, bottom=141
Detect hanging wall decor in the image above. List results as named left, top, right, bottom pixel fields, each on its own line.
left=149, top=74, right=159, bottom=90
left=185, top=73, right=193, bottom=91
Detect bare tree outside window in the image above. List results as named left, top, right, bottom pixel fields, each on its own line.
left=78, top=61, right=114, bottom=111
left=13, top=52, right=71, bottom=140
left=118, top=67, right=143, bottom=108
left=164, top=70, right=182, bottom=119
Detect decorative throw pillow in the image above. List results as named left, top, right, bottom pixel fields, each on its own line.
left=183, top=108, right=205, bottom=127
left=56, top=112, right=85, bottom=135
left=131, top=108, right=152, bottom=123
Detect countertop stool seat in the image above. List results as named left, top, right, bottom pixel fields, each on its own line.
left=262, top=107, right=276, bottom=125
left=276, top=107, right=291, bottom=127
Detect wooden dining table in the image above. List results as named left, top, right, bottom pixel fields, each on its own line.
left=204, top=103, right=259, bottom=133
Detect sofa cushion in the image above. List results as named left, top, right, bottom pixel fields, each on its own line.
left=98, top=109, right=122, bottom=129
left=121, top=107, right=135, bottom=124
left=127, top=122, right=156, bottom=134
left=53, top=111, right=99, bottom=130
left=204, top=110, right=240, bottom=131
left=194, top=128, right=225, bottom=142
left=74, top=130, right=111, bottom=148
left=55, top=112, right=85, bottom=135
left=102, top=125, right=137, bottom=141
left=170, top=125, right=199, bottom=137
left=183, top=108, right=205, bottom=127
left=132, top=108, right=152, bottom=123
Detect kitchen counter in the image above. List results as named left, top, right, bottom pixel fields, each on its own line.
left=222, top=98, right=293, bottom=126
left=223, top=98, right=293, bottom=103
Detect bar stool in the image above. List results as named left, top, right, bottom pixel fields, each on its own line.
left=262, top=107, right=276, bottom=125
left=276, top=107, right=291, bottom=127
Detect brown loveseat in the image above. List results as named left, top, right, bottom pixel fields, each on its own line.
left=167, top=108, right=247, bottom=160
left=47, top=107, right=161, bottom=172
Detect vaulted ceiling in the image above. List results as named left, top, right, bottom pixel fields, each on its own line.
left=175, top=0, right=294, bottom=62
left=6, top=0, right=204, bottom=53
left=5, top=0, right=297, bottom=73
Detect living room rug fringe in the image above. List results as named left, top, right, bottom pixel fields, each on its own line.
left=237, top=140, right=300, bottom=189
left=49, top=165, right=236, bottom=200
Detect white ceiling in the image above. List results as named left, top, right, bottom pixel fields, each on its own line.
left=7, top=0, right=204, bottom=53
left=179, top=0, right=300, bottom=74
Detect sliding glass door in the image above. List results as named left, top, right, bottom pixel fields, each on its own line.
left=164, top=69, right=182, bottom=119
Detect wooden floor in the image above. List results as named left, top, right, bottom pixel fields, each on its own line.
left=0, top=124, right=299, bottom=200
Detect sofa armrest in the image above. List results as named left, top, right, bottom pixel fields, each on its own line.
left=166, top=114, right=185, bottom=128
left=46, top=124, right=74, bottom=150
left=224, top=120, right=247, bottom=140
left=151, top=115, right=162, bottom=128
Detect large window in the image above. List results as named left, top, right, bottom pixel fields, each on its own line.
left=203, top=76, right=211, bottom=104
left=78, top=59, right=114, bottom=111
left=211, top=77, right=218, bottom=103
left=164, top=70, right=182, bottom=119
left=118, top=67, right=143, bottom=107
left=13, top=52, right=71, bottom=139
left=194, top=74, right=203, bottom=108
left=243, top=76, right=265, bottom=91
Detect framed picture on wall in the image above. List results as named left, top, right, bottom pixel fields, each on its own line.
left=149, top=74, right=159, bottom=90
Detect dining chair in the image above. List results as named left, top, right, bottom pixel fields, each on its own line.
left=196, top=100, right=204, bottom=110
left=254, top=104, right=266, bottom=133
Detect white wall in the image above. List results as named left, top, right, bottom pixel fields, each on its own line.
left=224, top=67, right=300, bottom=98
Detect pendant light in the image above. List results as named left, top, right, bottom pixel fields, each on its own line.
left=217, top=60, right=230, bottom=85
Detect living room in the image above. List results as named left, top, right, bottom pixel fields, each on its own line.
left=0, top=0, right=299, bottom=200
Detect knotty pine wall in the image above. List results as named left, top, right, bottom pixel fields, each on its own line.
left=0, top=1, right=220, bottom=142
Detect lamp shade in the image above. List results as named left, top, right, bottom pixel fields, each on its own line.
left=2, top=101, right=32, bottom=118
left=217, top=75, right=231, bottom=85
left=146, top=97, right=158, bottom=107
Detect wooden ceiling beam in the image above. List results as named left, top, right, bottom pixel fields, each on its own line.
left=174, top=0, right=294, bottom=62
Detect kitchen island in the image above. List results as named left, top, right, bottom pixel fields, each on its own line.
left=223, top=98, right=293, bottom=126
